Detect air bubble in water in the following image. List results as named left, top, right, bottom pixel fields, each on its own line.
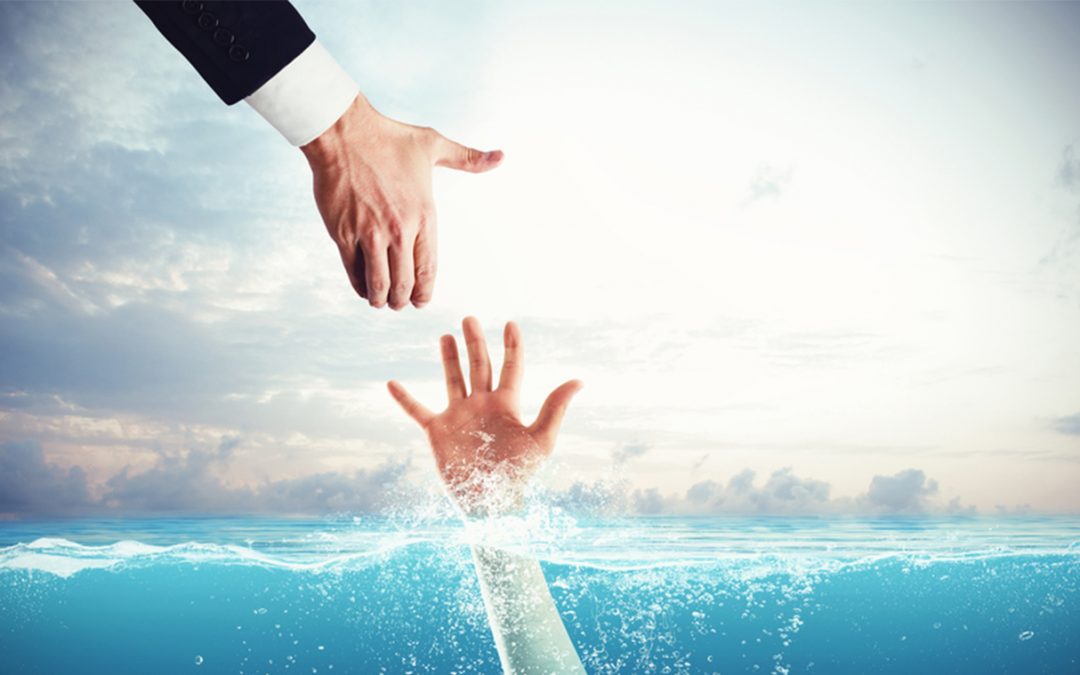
left=1018, top=630, right=1035, bottom=641
left=194, top=655, right=204, bottom=666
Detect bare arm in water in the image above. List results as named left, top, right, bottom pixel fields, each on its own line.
left=387, top=317, right=586, bottom=674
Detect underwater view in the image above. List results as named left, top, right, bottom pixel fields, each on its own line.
left=1, top=515, right=1076, bottom=674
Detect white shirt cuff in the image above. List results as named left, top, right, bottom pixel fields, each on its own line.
left=244, top=40, right=360, bottom=147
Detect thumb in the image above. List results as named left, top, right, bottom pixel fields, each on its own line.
left=434, top=134, right=504, bottom=173
left=528, top=380, right=583, bottom=447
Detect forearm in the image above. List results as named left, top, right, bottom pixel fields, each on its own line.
left=471, top=543, right=585, bottom=675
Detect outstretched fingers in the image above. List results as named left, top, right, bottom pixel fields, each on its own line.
left=441, top=334, right=467, bottom=401
left=497, top=321, right=523, bottom=393
left=527, top=380, right=584, bottom=448
left=387, top=380, right=434, bottom=427
left=462, top=316, right=492, bottom=393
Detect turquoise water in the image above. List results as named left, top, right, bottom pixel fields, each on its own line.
left=1, top=516, right=1077, bottom=673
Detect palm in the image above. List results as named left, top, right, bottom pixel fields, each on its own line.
left=388, top=317, right=581, bottom=513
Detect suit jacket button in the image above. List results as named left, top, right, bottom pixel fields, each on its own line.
left=228, top=45, right=250, bottom=63
left=213, top=28, right=234, bottom=46
left=180, top=1, right=203, bottom=16
left=196, top=11, right=218, bottom=30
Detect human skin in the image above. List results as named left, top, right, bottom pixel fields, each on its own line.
left=387, top=317, right=586, bottom=674
left=301, top=96, right=503, bottom=310
left=387, top=317, right=582, bottom=514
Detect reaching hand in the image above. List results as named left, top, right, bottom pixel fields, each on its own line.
left=302, top=96, right=503, bottom=310
left=387, top=317, right=582, bottom=515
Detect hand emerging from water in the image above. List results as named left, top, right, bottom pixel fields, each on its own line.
left=302, top=96, right=503, bottom=310
left=387, top=317, right=582, bottom=516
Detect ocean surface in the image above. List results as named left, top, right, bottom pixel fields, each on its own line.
left=1, top=515, right=1077, bottom=674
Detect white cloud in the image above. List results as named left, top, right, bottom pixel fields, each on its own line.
left=858, top=469, right=939, bottom=514
left=2, top=1, right=1080, bottom=515
left=550, top=466, right=975, bottom=516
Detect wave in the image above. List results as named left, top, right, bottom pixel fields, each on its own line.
left=3, top=533, right=1078, bottom=578
left=0, top=537, right=438, bottom=578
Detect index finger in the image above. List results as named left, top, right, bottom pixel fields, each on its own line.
left=387, top=380, right=434, bottom=427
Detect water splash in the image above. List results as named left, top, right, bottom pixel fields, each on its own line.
left=1, top=516, right=1077, bottom=674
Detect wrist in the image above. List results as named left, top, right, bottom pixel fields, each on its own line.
left=457, top=487, right=526, bottom=519
left=300, top=95, right=376, bottom=166
left=445, top=468, right=529, bottom=519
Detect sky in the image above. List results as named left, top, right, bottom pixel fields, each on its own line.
left=1, top=1, right=1078, bottom=518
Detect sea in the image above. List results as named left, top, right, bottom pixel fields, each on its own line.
left=1, top=515, right=1077, bottom=674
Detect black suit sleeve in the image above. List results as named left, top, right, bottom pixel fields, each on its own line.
left=135, top=0, right=315, bottom=105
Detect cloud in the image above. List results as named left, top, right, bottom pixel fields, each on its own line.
left=551, top=466, right=974, bottom=516
left=612, top=442, right=649, bottom=465
left=1058, top=144, right=1080, bottom=192
left=683, top=467, right=832, bottom=515
left=742, top=165, right=792, bottom=206
left=945, top=496, right=977, bottom=516
left=0, top=436, right=409, bottom=517
left=632, top=488, right=667, bottom=515
left=1051, top=412, right=1080, bottom=436
left=0, top=435, right=984, bottom=518
left=549, top=478, right=630, bottom=515
left=2, top=2, right=1077, bottom=517
left=102, top=436, right=411, bottom=515
left=994, top=503, right=1033, bottom=516
left=0, top=440, right=94, bottom=515
left=859, top=468, right=939, bottom=514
